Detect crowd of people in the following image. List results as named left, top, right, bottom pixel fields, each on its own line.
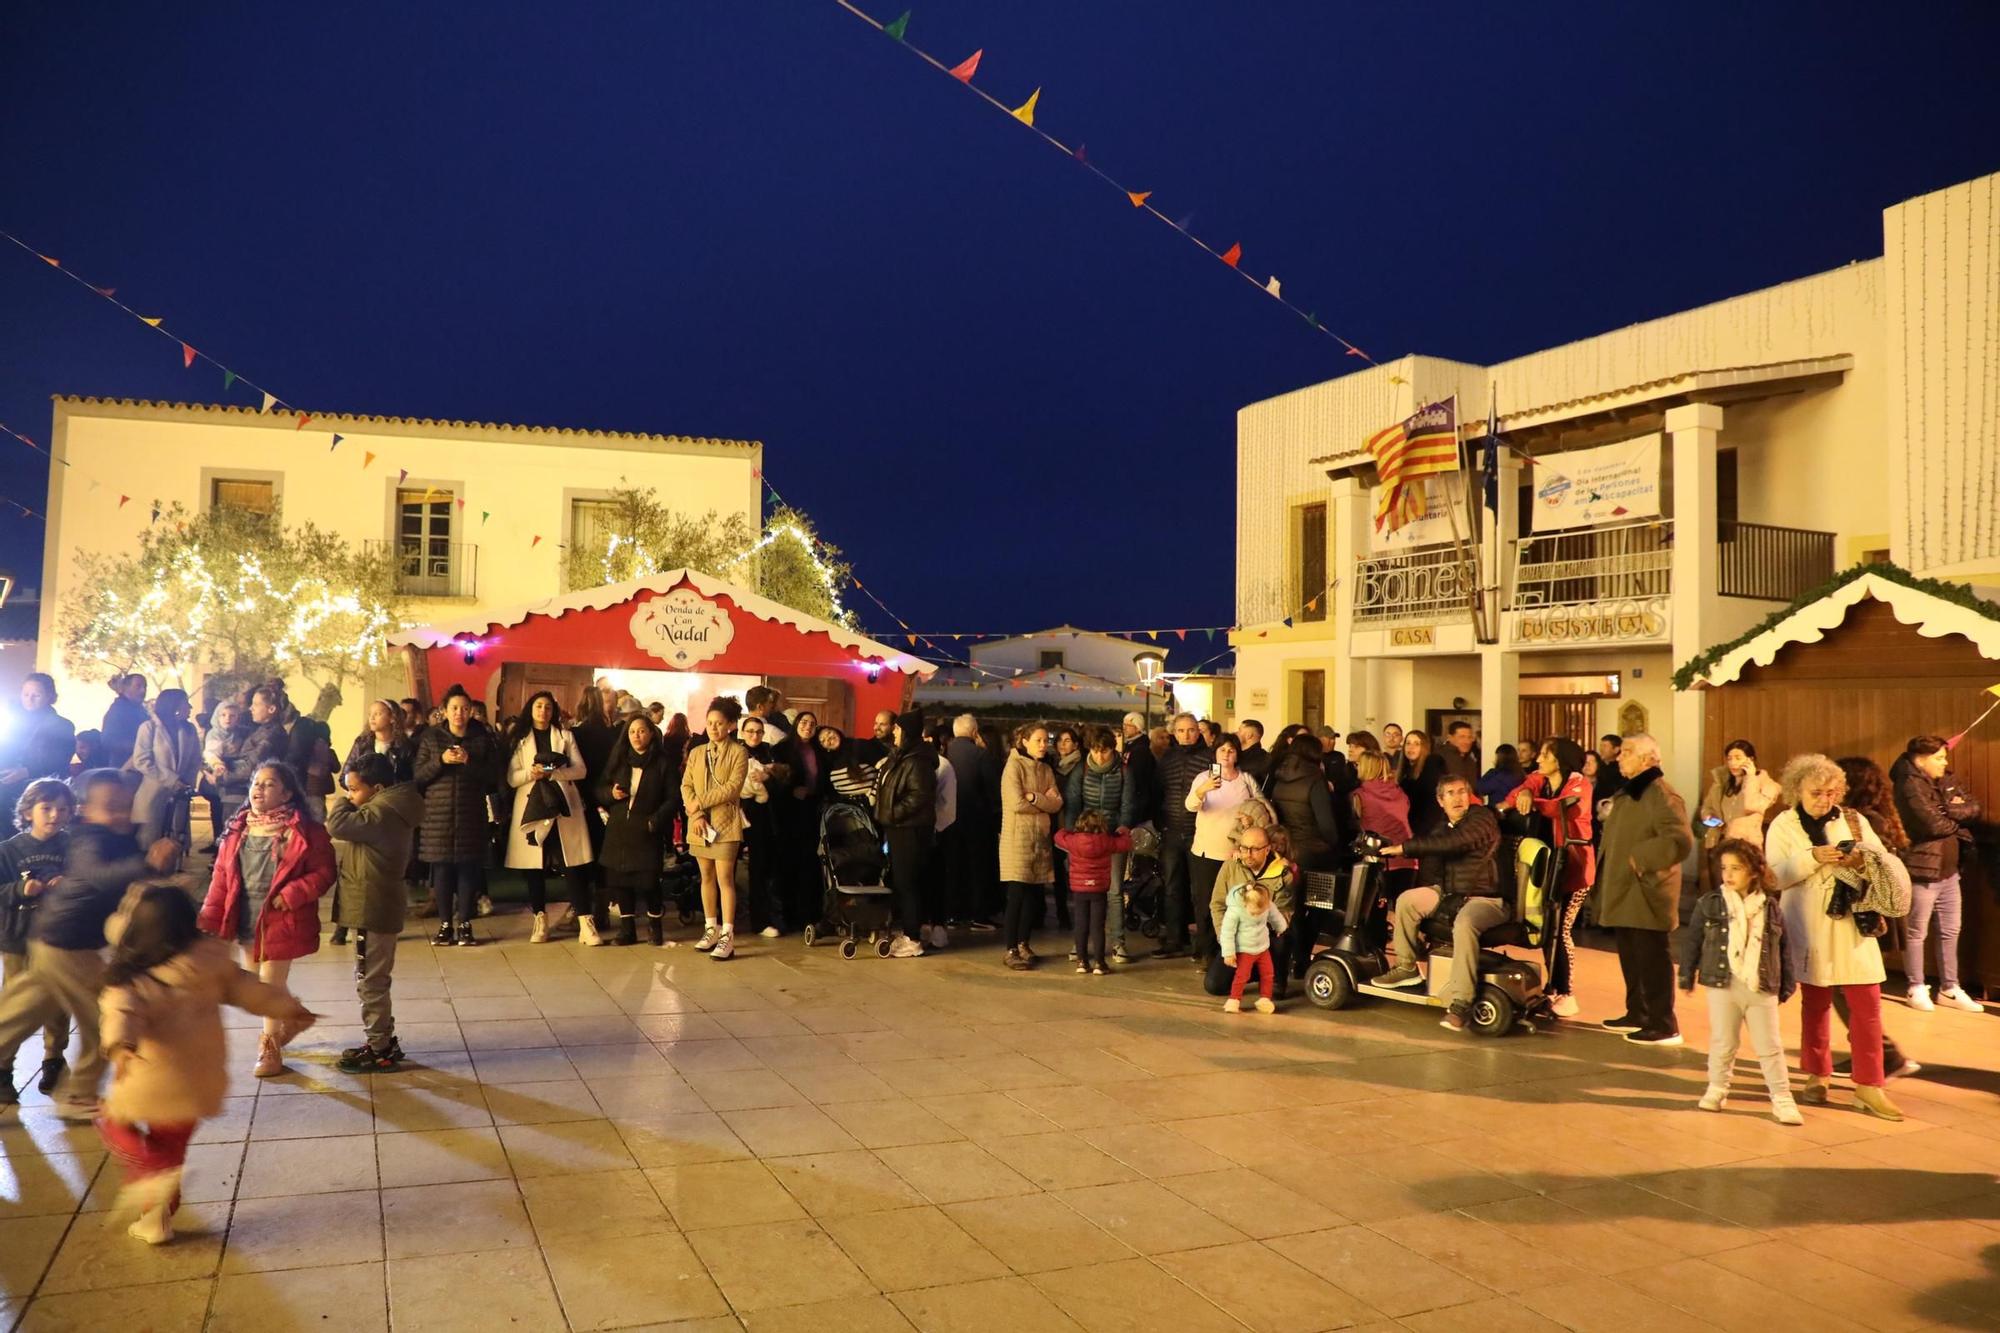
left=0, top=665, right=1991, bottom=1244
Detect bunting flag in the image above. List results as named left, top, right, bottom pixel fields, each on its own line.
left=1947, top=684, right=2000, bottom=748
left=118, top=495, right=130, bottom=508
left=481, top=510, right=491, bottom=524
left=1127, top=190, right=1150, bottom=207
left=181, top=343, right=196, bottom=368
left=140, top=316, right=162, bottom=327
left=149, top=501, right=161, bottom=523
left=531, top=535, right=543, bottom=548
left=456, top=497, right=466, bottom=511
left=1265, top=276, right=1281, bottom=296
left=1175, top=629, right=1187, bottom=641
left=363, top=449, right=375, bottom=468
left=1073, top=143, right=1086, bottom=163
left=39, top=254, right=57, bottom=268
left=295, top=414, right=312, bottom=431
left=329, top=434, right=344, bottom=452
left=1011, top=88, right=1040, bottom=125
left=222, top=369, right=237, bottom=391
left=948, top=49, right=981, bottom=81
left=92, top=285, right=114, bottom=297
left=883, top=9, right=908, bottom=40
left=1219, top=242, right=1242, bottom=268
left=398, top=468, right=408, bottom=484
left=260, top=392, right=276, bottom=412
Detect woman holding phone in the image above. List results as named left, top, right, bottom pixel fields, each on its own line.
left=504, top=691, right=596, bottom=945
left=412, top=687, right=500, bottom=946
left=1184, top=736, right=1260, bottom=962
left=681, top=696, right=749, bottom=960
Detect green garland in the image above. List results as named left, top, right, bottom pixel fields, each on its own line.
left=1673, top=561, right=2000, bottom=691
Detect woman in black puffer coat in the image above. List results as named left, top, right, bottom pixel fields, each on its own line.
left=597, top=713, right=678, bottom=947
left=412, top=688, right=501, bottom=946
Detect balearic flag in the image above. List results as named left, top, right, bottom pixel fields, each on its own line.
left=1364, top=398, right=1459, bottom=534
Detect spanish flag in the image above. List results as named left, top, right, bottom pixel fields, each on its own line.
left=1364, top=399, right=1460, bottom=534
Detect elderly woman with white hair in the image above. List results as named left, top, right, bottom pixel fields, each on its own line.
left=1765, top=753, right=1906, bottom=1121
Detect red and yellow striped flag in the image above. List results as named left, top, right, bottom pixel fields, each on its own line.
left=1364, top=399, right=1459, bottom=533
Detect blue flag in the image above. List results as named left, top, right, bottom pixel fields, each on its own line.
left=1482, top=391, right=1500, bottom=523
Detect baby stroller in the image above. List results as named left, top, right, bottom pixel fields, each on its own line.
left=803, top=800, right=897, bottom=959
left=1120, top=823, right=1165, bottom=941
left=660, top=846, right=703, bottom=926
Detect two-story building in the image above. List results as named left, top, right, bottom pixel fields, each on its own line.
left=1234, top=167, right=1999, bottom=799
left=35, top=397, right=762, bottom=740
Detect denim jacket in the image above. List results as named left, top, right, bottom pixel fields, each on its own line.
left=1677, top=889, right=1794, bottom=1001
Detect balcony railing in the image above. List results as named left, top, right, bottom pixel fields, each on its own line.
left=1511, top=520, right=1672, bottom=609
left=1353, top=544, right=1476, bottom=625
left=366, top=539, right=477, bottom=599
left=1718, top=521, right=1835, bottom=600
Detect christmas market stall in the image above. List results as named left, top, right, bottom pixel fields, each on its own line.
left=1677, top=564, right=2000, bottom=994
left=386, top=568, right=933, bottom=733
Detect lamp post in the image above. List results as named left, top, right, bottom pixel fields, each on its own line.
left=1133, top=650, right=1165, bottom=730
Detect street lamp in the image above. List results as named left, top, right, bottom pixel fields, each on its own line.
left=1133, top=650, right=1166, bottom=730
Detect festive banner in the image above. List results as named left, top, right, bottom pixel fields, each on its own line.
left=1366, top=399, right=1458, bottom=535
left=1530, top=433, right=1661, bottom=532
left=948, top=49, right=981, bottom=81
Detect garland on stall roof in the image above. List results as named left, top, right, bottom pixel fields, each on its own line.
left=1670, top=561, right=2000, bottom=691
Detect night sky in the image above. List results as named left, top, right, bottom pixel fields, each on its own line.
left=4, top=2, right=1998, bottom=650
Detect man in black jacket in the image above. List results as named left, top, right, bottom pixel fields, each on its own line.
left=876, top=711, right=938, bottom=958
left=1891, top=735, right=1984, bottom=1012
left=1120, top=713, right=1160, bottom=832
left=1373, top=776, right=1505, bottom=1031
left=945, top=716, right=993, bottom=927
left=1151, top=713, right=1213, bottom=958
left=1235, top=720, right=1271, bottom=787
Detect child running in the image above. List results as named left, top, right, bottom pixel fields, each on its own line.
left=99, top=885, right=316, bottom=1243
left=1678, top=838, right=1802, bottom=1125
left=1219, top=881, right=1287, bottom=1014
left=1053, top=810, right=1131, bottom=975
left=0, top=779, right=76, bottom=1096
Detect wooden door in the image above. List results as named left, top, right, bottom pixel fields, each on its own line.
left=770, top=675, right=852, bottom=736
left=1518, top=698, right=1594, bottom=748
left=498, top=662, right=598, bottom=725
left=1296, top=670, right=1325, bottom=732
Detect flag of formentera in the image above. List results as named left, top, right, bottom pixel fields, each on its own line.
left=1365, top=399, right=1459, bottom=534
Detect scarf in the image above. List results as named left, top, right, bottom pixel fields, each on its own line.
left=1721, top=884, right=1766, bottom=978
left=244, top=800, right=293, bottom=837
left=1796, top=803, right=1841, bottom=847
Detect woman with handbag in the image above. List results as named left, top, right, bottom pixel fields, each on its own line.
left=1503, top=737, right=1596, bottom=1017
left=1765, top=753, right=1910, bottom=1121
left=597, top=713, right=676, bottom=946
left=505, top=691, right=596, bottom=945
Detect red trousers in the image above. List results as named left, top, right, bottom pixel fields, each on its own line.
left=1229, top=950, right=1275, bottom=1001
left=97, top=1117, right=197, bottom=1192
left=1799, top=982, right=1884, bottom=1087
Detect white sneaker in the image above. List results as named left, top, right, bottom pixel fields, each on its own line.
left=476, top=894, right=494, bottom=918
left=127, top=1208, right=174, bottom=1245
left=1549, top=994, right=1580, bottom=1017
left=579, top=917, right=605, bottom=947
left=1772, top=1101, right=1803, bottom=1126
left=889, top=934, right=925, bottom=959
left=758, top=926, right=781, bottom=938
left=529, top=911, right=548, bottom=944
left=928, top=925, right=949, bottom=949
left=1698, top=1087, right=1727, bottom=1112
left=1940, top=986, right=1983, bottom=1013
left=694, top=925, right=719, bottom=952
left=1908, top=985, right=1936, bottom=1012
left=1221, top=998, right=1241, bottom=1014
left=709, top=931, right=735, bottom=961
left=1252, top=997, right=1276, bottom=1015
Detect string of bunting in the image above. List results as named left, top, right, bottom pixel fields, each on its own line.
left=833, top=1, right=1373, bottom=364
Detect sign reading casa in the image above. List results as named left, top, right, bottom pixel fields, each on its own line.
left=630, top=588, right=735, bottom=668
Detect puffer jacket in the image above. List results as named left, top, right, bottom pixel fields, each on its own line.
left=1400, top=804, right=1502, bottom=896
left=324, top=782, right=422, bottom=934
left=1122, top=740, right=1161, bottom=827
left=1268, top=753, right=1342, bottom=870
left=1891, top=753, right=1982, bottom=885
left=1053, top=828, right=1132, bottom=892
left=100, top=936, right=306, bottom=1123
left=412, top=721, right=501, bottom=864
left=1678, top=888, right=1793, bottom=999
left=1000, top=749, right=1064, bottom=884
left=1071, top=755, right=1131, bottom=830
left=1156, top=742, right=1214, bottom=842
left=875, top=741, right=939, bottom=832
left=198, top=806, right=337, bottom=963
left=343, top=731, right=414, bottom=785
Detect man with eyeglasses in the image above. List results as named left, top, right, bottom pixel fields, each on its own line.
left=1209, top=826, right=1294, bottom=982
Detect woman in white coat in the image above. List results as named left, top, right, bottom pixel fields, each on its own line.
left=132, top=688, right=204, bottom=847
left=505, top=691, right=598, bottom=945
left=1765, top=752, right=1904, bottom=1122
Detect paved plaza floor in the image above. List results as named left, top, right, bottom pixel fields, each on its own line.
left=0, top=914, right=1995, bottom=1332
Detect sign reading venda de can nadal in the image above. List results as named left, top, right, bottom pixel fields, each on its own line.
left=630, top=589, right=736, bottom=668
left=1532, top=434, right=1662, bottom=532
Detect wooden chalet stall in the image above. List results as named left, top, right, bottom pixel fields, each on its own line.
left=1679, top=567, right=2000, bottom=994
left=386, top=568, right=933, bottom=734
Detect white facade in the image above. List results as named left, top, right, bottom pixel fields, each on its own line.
left=1233, top=169, right=2000, bottom=801
left=915, top=627, right=1183, bottom=713
left=36, top=398, right=761, bottom=741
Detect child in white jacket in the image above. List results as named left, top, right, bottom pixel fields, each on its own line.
left=1219, top=882, right=1287, bottom=1014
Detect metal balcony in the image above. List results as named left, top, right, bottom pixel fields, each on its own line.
left=1718, top=521, right=1836, bottom=600
left=366, top=539, right=478, bottom=599
left=1352, top=544, right=1476, bottom=625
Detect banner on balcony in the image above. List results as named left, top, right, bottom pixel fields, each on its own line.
left=1368, top=480, right=1456, bottom=552
left=1531, top=434, right=1661, bottom=533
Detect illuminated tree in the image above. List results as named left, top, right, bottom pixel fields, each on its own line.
left=60, top=505, right=404, bottom=717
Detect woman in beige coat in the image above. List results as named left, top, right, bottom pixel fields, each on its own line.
left=681, top=695, right=748, bottom=960
left=99, top=885, right=313, bottom=1245
left=999, top=723, right=1065, bottom=969
left=1699, top=739, right=1781, bottom=848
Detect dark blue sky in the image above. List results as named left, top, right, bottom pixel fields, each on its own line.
left=5, top=2, right=1997, bottom=645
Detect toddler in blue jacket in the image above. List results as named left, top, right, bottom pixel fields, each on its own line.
left=1220, top=882, right=1287, bottom=1014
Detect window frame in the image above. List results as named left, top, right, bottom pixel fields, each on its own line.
left=199, top=467, right=284, bottom=520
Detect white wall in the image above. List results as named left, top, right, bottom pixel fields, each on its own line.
left=971, top=630, right=1169, bottom=684
left=40, top=401, right=761, bottom=743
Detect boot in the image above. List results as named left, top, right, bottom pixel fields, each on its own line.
left=254, top=1035, right=285, bottom=1078
left=616, top=914, right=638, bottom=946
left=1853, top=1084, right=1904, bottom=1122
left=579, top=915, right=605, bottom=947
left=530, top=911, right=548, bottom=944
left=127, top=1206, right=175, bottom=1245
left=647, top=913, right=664, bottom=947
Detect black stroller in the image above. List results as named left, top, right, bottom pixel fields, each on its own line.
left=1120, top=824, right=1166, bottom=941
left=803, top=800, right=897, bottom=959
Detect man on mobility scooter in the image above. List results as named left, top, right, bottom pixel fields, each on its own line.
left=1373, top=776, right=1510, bottom=1032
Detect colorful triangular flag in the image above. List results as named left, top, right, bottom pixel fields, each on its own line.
left=1127, top=191, right=1151, bottom=207
left=883, top=9, right=909, bottom=40
left=1175, top=629, right=1187, bottom=641
left=149, top=501, right=161, bottom=523
left=363, top=450, right=375, bottom=468
left=118, top=494, right=130, bottom=508
left=39, top=254, right=58, bottom=268
left=295, top=414, right=312, bottom=431
left=222, top=369, right=236, bottom=391
left=948, top=49, right=981, bottom=82
left=1264, top=275, right=1281, bottom=296
left=456, top=497, right=466, bottom=512
left=329, top=434, right=344, bottom=452
left=260, top=392, right=275, bottom=413
left=531, top=535, right=543, bottom=548
left=1219, top=242, right=1242, bottom=268
left=398, top=468, right=408, bottom=484
left=1282, top=616, right=1294, bottom=628
left=481, top=511, right=490, bottom=525
left=1073, top=142, right=1086, bottom=162
left=1011, top=88, right=1040, bottom=125
left=181, top=343, right=196, bottom=368
left=140, top=317, right=163, bottom=327
left=91, top=285, right=114, bottom=297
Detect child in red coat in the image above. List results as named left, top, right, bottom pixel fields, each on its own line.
left=1054, top=810, right=1131, bottom=975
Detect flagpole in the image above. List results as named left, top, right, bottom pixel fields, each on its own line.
left=1436, top=395, right=1488, bottom=645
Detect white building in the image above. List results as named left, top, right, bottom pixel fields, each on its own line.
left=915, top=626, right=1208, bottom=720
left=35, top=398, right=761, bottom=740
left=1233, top=168, right=2000, bottom=800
